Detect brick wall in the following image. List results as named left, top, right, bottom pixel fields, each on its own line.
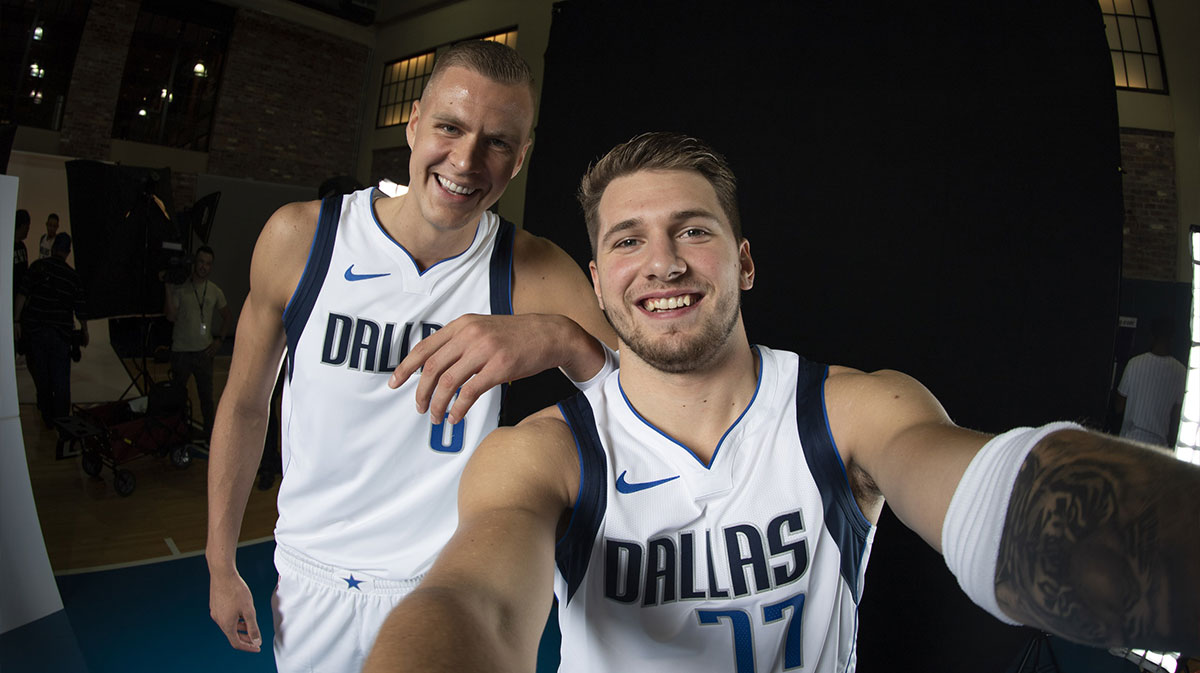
left=59, top=0, right=140, bottom=159
left=1120, top=128, right=1179, bottom=281
left=206, top=9, right=370, bottom=189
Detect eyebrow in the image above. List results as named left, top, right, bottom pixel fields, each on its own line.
left=429, top=111, right=523, bottom=144
left=599, top=209, right=722, bottom=246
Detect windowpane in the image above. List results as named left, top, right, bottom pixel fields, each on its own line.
left=1145, top=54, right=1163, bottom=89
left=1132, top=0, right=1150, bottom=14
left=1113, top=0, right=1133, bottom=13
left=111, top=0, right=233, bottom=151
left=0, top=0, right=92, bottom=130
left=1111, top=52, right=1128, bottom=87
left=1104, top=16, right=1121, bottom=50
left=1137, top=18, right=1158, bottom=53
left=1126, top=54, right=1147, bottom=88
left=1118, top=16, right=1140, bottom=50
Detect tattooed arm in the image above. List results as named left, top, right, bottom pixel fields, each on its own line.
left=995, top=430, right=1200, bottom=652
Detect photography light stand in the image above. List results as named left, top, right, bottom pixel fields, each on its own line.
left=1013, top=631, right=1062, bottom=673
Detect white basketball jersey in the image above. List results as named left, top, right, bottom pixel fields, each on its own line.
left=277, top=187, right=513, bottom=579
left=554, top=347, right=875, bottom=672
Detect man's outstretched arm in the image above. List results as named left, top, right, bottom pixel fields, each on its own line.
left=364, top=411, right=578, bottom=672
left=995, top=430, right=1200, bottom=653
left=827, top=368, right=1200, bottom=654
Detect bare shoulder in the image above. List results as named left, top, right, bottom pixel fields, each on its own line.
left=509, top=229, right=614, bottom=343
left=511, top=228, right=584, bottom=285
left=249, top=199, right=322, bottom=311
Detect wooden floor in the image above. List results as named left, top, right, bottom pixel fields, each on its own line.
left=17, top=346, right=279, bottom=572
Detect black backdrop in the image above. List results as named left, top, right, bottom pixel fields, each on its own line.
left=519, top=0, right=1123, bottom=670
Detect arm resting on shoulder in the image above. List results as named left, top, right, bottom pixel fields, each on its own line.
left=365, top=411, right=578, bottom=672
left=390, top=230, right=617, bottom=424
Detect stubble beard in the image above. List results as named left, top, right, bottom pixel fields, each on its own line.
left=605, top=288, right=742, bottom=374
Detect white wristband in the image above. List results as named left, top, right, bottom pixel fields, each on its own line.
left=941, top=421, right=1082, bottom=625
left=565, top=342, right=619, bottom=392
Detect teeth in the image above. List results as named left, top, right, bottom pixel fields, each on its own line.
left=437, top=176, right=477, bottom=196
left=643, top=295, right=694, bottom=312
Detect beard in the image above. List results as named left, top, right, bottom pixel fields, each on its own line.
left=604, top=288, right=742, bottom=374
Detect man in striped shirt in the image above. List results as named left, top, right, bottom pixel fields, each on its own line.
left=15, top=232, right=88, bottom=428
left=1116, top=316, right=1186, bottom=447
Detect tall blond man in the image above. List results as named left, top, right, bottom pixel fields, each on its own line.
left=206, top=41, right=615, bottom=672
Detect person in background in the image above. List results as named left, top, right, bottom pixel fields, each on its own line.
left=164, top=245, right=230, bottom=443
left=1116, top=315, right=1186, bottom=448
left=37, top=212, right=59, bottom=259
left=16, top=232, right=88, bottom=429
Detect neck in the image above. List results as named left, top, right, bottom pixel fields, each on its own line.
left=376, top=194, right=479, bottom=271
left=617, top=326, right=758, bottom=465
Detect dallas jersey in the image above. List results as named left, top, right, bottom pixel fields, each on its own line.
left=555, top=347, right=875, bottom=672
left=278, top=187, right=513, bottom=580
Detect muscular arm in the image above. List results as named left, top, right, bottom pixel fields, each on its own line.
left=364, top=409, right=579, bottom=672
left=828, top=368, right=1200, bottom=652
left=995, top=431, right=1200, bottom=652
left=205, top=200, right=318, bottom=652
left=393, top=230, right=617, bottom=424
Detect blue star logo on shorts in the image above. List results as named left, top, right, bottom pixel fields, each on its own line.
left=343, top=574, right=364, bottom=590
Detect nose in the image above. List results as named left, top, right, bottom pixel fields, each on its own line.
left=644, top=234, right=686, bottom=281
left=448, top=135, right=486, bottom=174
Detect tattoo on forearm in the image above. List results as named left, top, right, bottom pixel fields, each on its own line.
left=994, top=431, right=1200, bottom=652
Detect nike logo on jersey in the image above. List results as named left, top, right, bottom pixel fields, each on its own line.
left=344, top=264, right=391, bottom=281
left=615, top=470, right=680, bottom=494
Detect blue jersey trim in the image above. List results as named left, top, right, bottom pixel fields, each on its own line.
left=616, top=345, right=763, bottom=469
left=555, top=393, right=608, bottom=606
left=489, top=218, right=515, bottom=405
left=283, top=194, right=342, bottom=380
left=794, top=356, right=872, bottom=604
left=488, top=218, right=515, bottom=316
left=380, top=198, right=483, bottom=277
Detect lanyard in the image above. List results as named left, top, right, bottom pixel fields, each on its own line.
left=191, top=280, right=209, bottom=323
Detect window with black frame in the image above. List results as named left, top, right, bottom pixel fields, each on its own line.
left=111, top=0, right=233, bottom=151
left=1099, top=0, right=1169, bottom=93
left=0, top=0, right=92, bottom=131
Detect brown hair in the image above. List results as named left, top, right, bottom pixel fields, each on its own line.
left=423, top=40, right=534, bottom=99
left=578, top=132, right=741, bottom=254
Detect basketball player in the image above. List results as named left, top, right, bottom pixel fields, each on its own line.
left=363, top=132, right=1200, bottom=672
left=205, top=42, right=616, bottom=672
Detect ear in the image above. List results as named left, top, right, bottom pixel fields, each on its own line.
left=405, top=100, right=420, bottom=149
left=589, top=259, right=605, bottom=310
left=739, top=238, right=755, bottom=291
left=511, top=138, right=532, bottom=179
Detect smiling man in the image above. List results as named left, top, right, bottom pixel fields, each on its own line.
left=205, top=41, right=615, bottom=673
left=364, top=132, right=1200, bottom=672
